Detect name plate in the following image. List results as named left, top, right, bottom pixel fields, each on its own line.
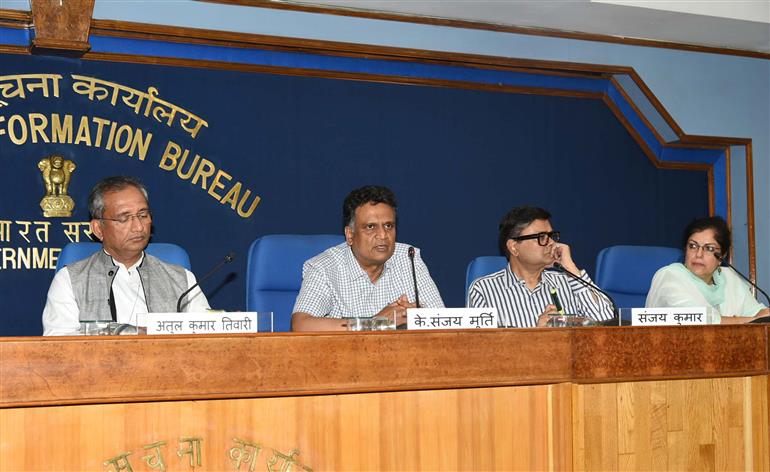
left=631, top=307, right=708, bottom=326
left=407, top=308, right=499, bottom=330
left=146, top=312, right=259, bottom=335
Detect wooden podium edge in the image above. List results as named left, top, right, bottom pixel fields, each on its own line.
left=0, top=325, right=766, bottom=408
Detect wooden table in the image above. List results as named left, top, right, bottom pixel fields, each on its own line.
left=1, top=326, right=767, bottom=471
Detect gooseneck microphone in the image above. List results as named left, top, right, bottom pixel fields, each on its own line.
left=408, top=246, right=421, bottom=308
left=552, top=262, right=621, bottom=326
left=176, top=252, right=235, bottom=312
left=714, top=253, right=770, bottom=306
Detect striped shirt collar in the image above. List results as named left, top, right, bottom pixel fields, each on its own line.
left=506, top=262, right=560, bottom=291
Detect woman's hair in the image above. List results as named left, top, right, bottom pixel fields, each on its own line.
left=682, top=215, right=731, bottom=260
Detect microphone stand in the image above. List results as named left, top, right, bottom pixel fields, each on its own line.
left=176, top=252, right=235, bottom=312
left=400, top=247, right=421, bottom=330
left=408, top=246, right=421, bottom=308
left=552, top=262, right=622, bottom=326
left=715, top=253, right=770, bottom=306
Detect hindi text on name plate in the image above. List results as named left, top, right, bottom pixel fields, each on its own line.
left=146, top=312, right=262, bottom=335
left=631, top=307, right=709, bottom=326
left=407, top=308, right=499, bottom=330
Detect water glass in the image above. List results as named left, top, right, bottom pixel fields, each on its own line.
left=79, top=320, right=111, bottom=336
left=545, top=314, right=595, bottom=327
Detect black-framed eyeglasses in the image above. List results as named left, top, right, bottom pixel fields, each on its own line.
left=100, top=210, right=152, bottom=225
left=512, top=231, right=560, bottom=246
left=686, top=241, right=719, bottom=254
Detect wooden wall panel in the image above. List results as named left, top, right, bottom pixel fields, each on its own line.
left=0, top=384, right=572, bottom=472
left=573, top=376, right=769, bottom=471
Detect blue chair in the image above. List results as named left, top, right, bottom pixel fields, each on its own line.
left=246, top=234, right=344, bottom=332
left=594, top=245, right=683, bottom=309
left=465, top=256, right=508, bottom=300
left=56, top=242, right=192, bottom=271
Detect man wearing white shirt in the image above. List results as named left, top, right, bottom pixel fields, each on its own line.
left=291, top=185, right=444, bottom=331
left=42, top=176, right=209, bottom=336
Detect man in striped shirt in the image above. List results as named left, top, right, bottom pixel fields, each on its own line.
left=467, top=206, right=613, bottom=328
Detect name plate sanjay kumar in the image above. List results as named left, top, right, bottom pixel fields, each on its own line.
left=631, top=307, right=708, bottom=326
left=407, top=308, right=499, bottom=330
left=147, top=312, right=259, bottom=335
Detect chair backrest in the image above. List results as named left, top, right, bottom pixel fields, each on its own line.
left=595, top=245, right=683, bottom=309
left=246, top=234, right=344, bottom=332
left=56, top=242, right=192, bottom=271
left=465, top=256, right=508, bottom=300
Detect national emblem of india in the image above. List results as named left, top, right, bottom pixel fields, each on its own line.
left=38, top=155, right=76, bottom=217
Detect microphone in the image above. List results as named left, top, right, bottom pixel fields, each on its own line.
left=408, top=246, right=420, bottom=308
left=552, top=262, right=622, bottom=326
left=549, top=287, right=565, bottom=315
left=714, top=253, right=770, bottom=306
left=176, top=252, right=235, bottom=312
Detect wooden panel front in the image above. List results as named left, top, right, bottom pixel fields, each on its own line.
left=0, top=330, right=573, bottom=407
left=3, top=327, right=770, bottom=471
left=573, top=376, right=770, bottom=471
left=573, top=325, right=768, bottom=382
left=5, top=326, right=768, bottom=408
left=0, top=384, right=572, bottom=472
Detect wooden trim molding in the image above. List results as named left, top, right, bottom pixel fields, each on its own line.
left=89, top=18, right=636, bottom=78
left=625, top=69, right=686, bottom=138
left=0, top=45, right=29, bottom=54
left=609, top=76, right=667, bottom=146
left=725, top=146, right=732, bottom=228
left=708, top=167, right=716, bottom=216
left=0, top=8, right=30, bottom=25
left=746, top=142, right=757, bottom=282
left=202, top=0, right=770, bottom=60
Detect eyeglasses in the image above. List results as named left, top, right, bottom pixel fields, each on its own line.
left=512, top=231, right=560, bottom=246
left=687, top=241, right=719, bottom=254
left=100, top=210, right=152, bottom=225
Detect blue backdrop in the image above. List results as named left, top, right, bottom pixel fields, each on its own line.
left=0, top=53, right=707, bottom=335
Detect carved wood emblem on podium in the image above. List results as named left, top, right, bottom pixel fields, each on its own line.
left=38, top=155, right=76, bottom=217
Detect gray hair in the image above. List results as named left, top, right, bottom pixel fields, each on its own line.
left=88, top=176, right=149, bottom=219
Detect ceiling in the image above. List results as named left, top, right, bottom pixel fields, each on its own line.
left=276, top=0, right=770, bottom=54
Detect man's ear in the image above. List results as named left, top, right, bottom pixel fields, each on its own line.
left=506, top=239, right=517, bottom=257
left=90, top=219, right=103, bottom=241
left=344, top=225, right=353, bottom=245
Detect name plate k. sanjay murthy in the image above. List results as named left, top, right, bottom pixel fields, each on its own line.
left=406, top=307, right=499, bottom=330
left=147, top=312, right=260, bottom=335
left=631, top=307, right=709, bottom=326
